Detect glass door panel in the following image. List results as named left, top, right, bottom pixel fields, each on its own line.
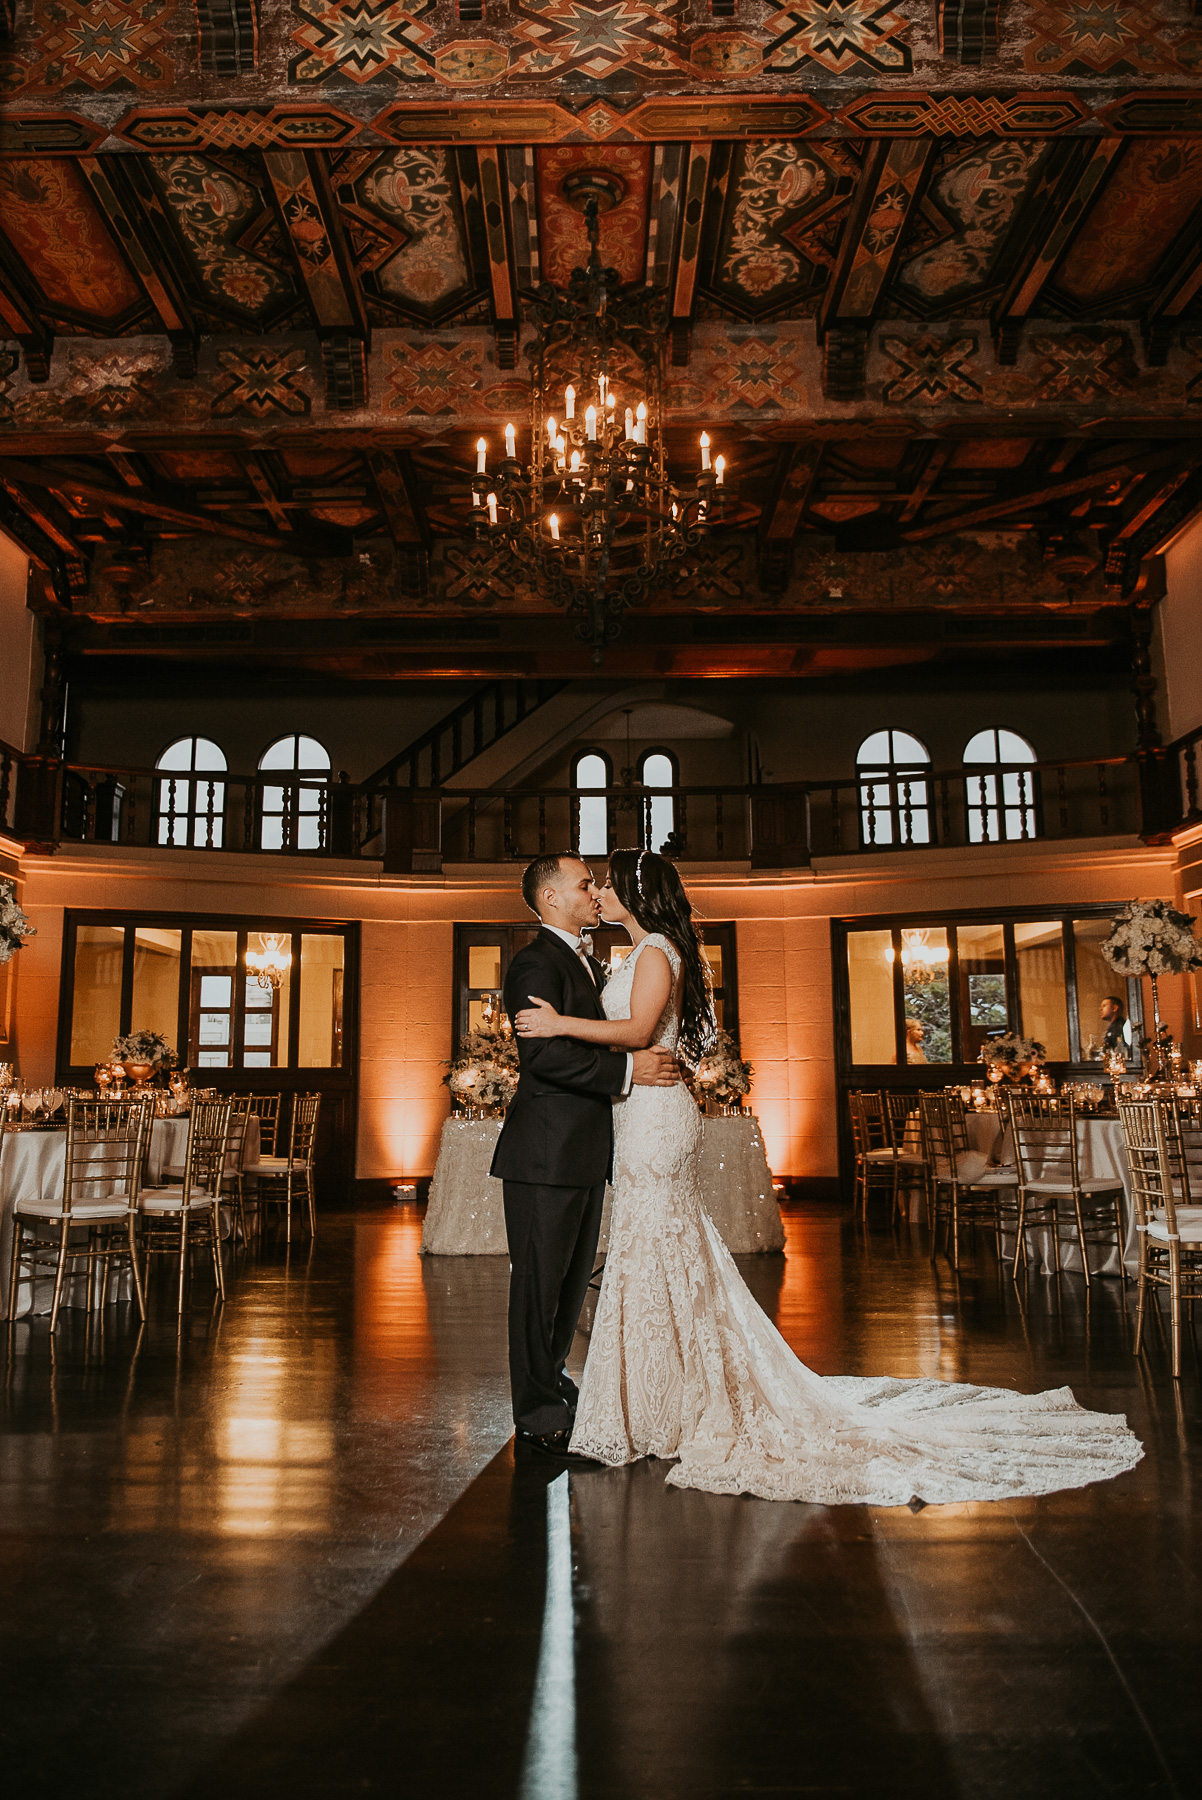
left=1014, top=921, right=1070, bottom=1061
left=70, top=925, right=126, bottom=1065
left=956, top=923, right=1008, bottom=1065
left=847, top=930, right=896, bottom=1064
left=1074, top=917, right=1133, bottom=1063
left=299, top=934, right=344, bottom=1067
left=900, top=927, right=951, bottom=1063
left=130, top=927, right=182, bottom=1048
left=190, top=929, right=238, bottom=1068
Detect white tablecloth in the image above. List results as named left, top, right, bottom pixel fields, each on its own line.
left=421, top=1111, right=784, bottom=1257
left=1, top=1113, right=260, bottom=1318
left=962, top=1111, right=1134, bottom=1277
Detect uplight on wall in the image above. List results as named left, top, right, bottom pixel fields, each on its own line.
left=246, top=932, right=292, bottom=993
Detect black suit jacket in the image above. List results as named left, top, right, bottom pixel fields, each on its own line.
left=490, top=928, right=629, bottom=1187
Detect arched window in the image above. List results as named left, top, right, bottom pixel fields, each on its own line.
left=259, top=734, right=332, bottom=852
left=964, top=728, right=1038, bottom=843
left=856, top=730, right=931, bottom=847
left=156, top=737, right=226, bottom=847
left=639, top=749, right=677, bottom=853
left=572, top=750, right=611, bottom=858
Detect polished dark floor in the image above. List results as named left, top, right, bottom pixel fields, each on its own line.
left=1, top=1202, right=1199, bottom=1799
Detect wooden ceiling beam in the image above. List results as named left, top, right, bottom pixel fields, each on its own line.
left=76, top=158, right=199, bottom=375
left=0, top=459, right=343, bottom=555
left=0, top=256, right=53, bottom=383
left=240, top=456, right=293, bottom=534
left=669, top=143, right=713, bottom=368
left=991, top=139, right=1124, bottom=364
left=1144, top=237, right=1202, bottom=364
left=264, top=150, right=370, bottom=410
left=897, top=443, right=952, bottom=524
left=819, top=136, right=934, bottom=401
left=475, top=146, right=518, bottom=371
left=757, top=443, right=823, bottom=592
left=903, top=446, right=1190, bottom=541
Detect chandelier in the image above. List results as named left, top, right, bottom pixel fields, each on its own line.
left=246, top=932, right=292, bottom=993
left=471, top=185, right=727, bottom=661
left=889, top=929, right=950, bottom=987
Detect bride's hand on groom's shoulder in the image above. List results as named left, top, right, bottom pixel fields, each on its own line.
left=515, top=997, right=562, bottom=1038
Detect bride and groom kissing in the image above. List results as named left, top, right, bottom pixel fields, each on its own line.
left=490, top=849, right=1141, bottom=1505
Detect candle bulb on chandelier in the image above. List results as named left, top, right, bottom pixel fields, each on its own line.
left=565, top=384, right=576, bottom=419
left=635, top=401, right=646, bottom=444
left=476, top=437, right=487, bottom=474
left=715, top=455, right=726, bottom=486
left=624, top=406, right=634, bottom=440
left=549, top=513, right=560, bottom=542
left=487, top=492, right=498, bottom=525
left=606, top=391, right=616, bottom=414
left=555, top=434, right=566, bottom=469
left=546, top=416, right=557, bottom=445
left=504, top=421, right=516, bottom=460
left=570, top=448, right=581, bottom=472
left=585, top=404, right=597, bottom=441
left=699, top=431, right=711, bottom=471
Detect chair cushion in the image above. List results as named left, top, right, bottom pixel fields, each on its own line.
left=1146, top=1216, right=1202, bottom=1244
left=935, top=1151, right=1008, bottom=1186
left=1024, top=1177, right=1122, bottom=1194
left=14, top=1197, right=131, bottom=1220
left=243, top=1158, right=309, bottom=1174
left=140, top=1189, right=219, bottom=1213
left=968, top=1168, right=1018, bottom=1189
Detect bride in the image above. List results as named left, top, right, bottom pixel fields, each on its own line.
left=513, top=848, right=1142, bottom=1506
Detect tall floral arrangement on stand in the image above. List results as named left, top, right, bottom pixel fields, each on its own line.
left=979, top=1032, right=1046, bottom=1083
left=443, top=1003, right=519, bottom=1117
left=0, top=879, right=35, bottom=963
left=1101, top=898, right=1202, bottom=1070
left=691, top=1030, right=753, bottom=1113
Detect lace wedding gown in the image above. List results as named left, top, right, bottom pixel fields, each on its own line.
left=570, top=934, right=1143, bottom=1505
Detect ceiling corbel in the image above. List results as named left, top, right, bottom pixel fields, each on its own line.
left=669, top=143, right=713, bottom=368
left=0, top=255, right=53, bottom=384
left=818, top=137, right=934, bottom=402
left=475, top=146, right=519, bottom=372
left=196, top=0, right=259, bottom=74
left=76, top=158, right=200, bottom=377
left=990, top=139, right=1125, bottom=365
left=264, top=149, right=370, bottom=411
left=936, top=0, right=1001, bottom=63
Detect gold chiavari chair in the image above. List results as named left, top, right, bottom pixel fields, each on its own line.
left=848, top=1091, right=904, bottom=1216
left=919, top=1091, right=1019, bottom=1270
left=1117, top=1096, right=1202, bottom=1377
left=138, top=1096, right=233, bottom=1312
left=219, top=1093, right=260, bottom=1246
left=246, top=1094, right=282, bottom=1156
left=1005, top=1090, right=1125, bottom=1288
left=242, top=1093, right=321, bottom=1243
left=6, top=1097, right=151, bottom=1331
left=883, top=1091, right=933, bottom=1222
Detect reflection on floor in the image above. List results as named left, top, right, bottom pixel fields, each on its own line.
left=0, top=1203, right=1196, bottom=1798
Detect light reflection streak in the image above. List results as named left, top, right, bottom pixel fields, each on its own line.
left=520, top=1471, right=577, bottom=1800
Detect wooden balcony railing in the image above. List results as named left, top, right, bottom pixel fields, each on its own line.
left=0, top=738, right=1143, bottom=873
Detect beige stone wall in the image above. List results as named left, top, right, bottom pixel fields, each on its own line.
left=8, top=835, right=1184, bottom=1185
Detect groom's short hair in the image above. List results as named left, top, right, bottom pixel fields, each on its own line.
left=522, top=852, right=577, bottom=918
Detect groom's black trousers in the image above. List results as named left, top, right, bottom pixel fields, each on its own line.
left=502, top=1178, right=605, bottom=1436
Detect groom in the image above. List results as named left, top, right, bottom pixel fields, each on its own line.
left=491, top=852, right=680, bottom=1458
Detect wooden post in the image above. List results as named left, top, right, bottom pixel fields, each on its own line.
left=382, top=791, right=442, bottom=874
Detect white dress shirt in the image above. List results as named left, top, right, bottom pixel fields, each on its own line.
left=540, top=925, right=633, bottom=1096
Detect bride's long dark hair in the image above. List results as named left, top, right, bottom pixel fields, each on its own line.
left=607, top=849, right=717, bottom=1068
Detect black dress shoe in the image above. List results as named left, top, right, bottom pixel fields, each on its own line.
left=515, top=1428, right=602, bottom=1467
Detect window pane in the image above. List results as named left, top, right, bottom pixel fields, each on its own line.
left=956, top=923, right=1008, bottom=1063
left=244, top=1011, right=274, bottom=1047
left=1074, top=918, right=1132, bottom=1063
left=891, top=731, right=929, bottom=764
left=189, top=930, right=237, bottom=1067
left=130, top=927, right=181, bottom=1050
left=642, top=753, right=673, bottom=786
left=259, top=737, right=298, bottom=771
left=857, top=731, right=891, bottom=763
left=70, top=925, right=126, bottom=1065
left=243, top=1052, right=272, bottom=1068
left=701, top=943, right=723, bottom=986
left=299, top=933, right=344, bottom=1068
left=578, top=793, right=607, bottom=857
left=997, top=729, right=1035, bottom=760
left=297, top=736, right=330, bottom=768
left=963, top=729, right=997, bottom=762
left=1015, top=921, right=1069, bottom=1061
left=469, top=944, right=502, bottom=989
left=848, top=930, right=895, bottom=1064
left=901, top=928, right=951, bottom=1063
left=244, top=976, right=273, bottom=1010
left=575, top=754, right=606, bottom=787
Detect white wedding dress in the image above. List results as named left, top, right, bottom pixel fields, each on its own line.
left=570, top=934, right=1143, bottom=1505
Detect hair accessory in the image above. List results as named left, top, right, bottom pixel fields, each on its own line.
left=635, top=850, right=650, bottom=898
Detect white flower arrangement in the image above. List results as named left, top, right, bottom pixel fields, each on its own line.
left=443, top=1018, right=519, bottom=1113
left=0, top=879, right=35, bottom=965
left=1101, top=898, right=1202, bottom=979
left=692, top=1030, right=753, bottom=1106
left=979, top=1032, right=1046, bottom=1071
left=113, top=1029, right=176, bottom=1067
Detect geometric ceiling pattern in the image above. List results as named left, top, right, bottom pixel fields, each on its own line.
left=3, top=3, right=1202, bottom=656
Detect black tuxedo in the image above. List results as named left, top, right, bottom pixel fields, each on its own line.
left=490, top=928, right=629, bottom=1435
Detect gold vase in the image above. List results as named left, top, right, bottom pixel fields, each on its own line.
left=122, top=1060, right=155, bottom=1089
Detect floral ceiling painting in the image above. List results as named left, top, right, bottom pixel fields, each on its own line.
left=148, top=153, right=299, bottom=321
left=0, top=160, right=144, bottom=327
left=708, top=139, right=859, bottom=316
left=350, top=147, right=477, bottom=318
left=895, top=140, right=1049, bottom=310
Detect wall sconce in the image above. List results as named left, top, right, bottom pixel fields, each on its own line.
left=246, top=932, right=292, bottom=993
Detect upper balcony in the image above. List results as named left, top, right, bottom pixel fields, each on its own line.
left=1, top=734, right=1171, bottom=877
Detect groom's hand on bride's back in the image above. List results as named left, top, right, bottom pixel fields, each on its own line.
left=631, top=1047, right=681, bottom=1086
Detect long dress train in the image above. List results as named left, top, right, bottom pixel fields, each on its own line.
left=570, top=934, right=1142, bottom=1506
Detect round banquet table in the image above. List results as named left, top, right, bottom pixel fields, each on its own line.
left=421, top=1111, right=784, bottom=1257
left=925, top=1110, right=1136, bottom=1277
left=0, top=1113, right=259, bottom=1318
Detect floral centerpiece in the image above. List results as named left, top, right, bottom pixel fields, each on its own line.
left=979, top=1032, right=1046, bottom=1083
left=691, top=1030, right=753, bottom=1113
left=0, top=879, right=35, bottom=964
left=1101, top=898, right=1202, bottom=1073
left=443, top=1015, right=519, bottom=1117
left=112, top=1030, right=177, bottom=1087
